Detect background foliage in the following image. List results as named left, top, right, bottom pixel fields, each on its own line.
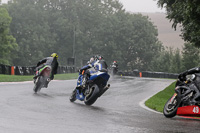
left=0, top=7, right=18, bottom=65
left=158, top=0, right=200, bottom=47
left=0, top=0, right=199, bottom=73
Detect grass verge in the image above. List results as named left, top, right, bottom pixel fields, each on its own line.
left=0, top=73, right=78, bottom=82
left=145, top=81, right=176, bottom=112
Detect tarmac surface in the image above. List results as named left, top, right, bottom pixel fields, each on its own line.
left=1, top=76, right=200, bottom=133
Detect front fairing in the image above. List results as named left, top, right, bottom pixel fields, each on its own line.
left=77, top=74, right=83, bottom=86
left=89, top=72, right=110, bottom=87
left=90, top=72, right=110, bottom=81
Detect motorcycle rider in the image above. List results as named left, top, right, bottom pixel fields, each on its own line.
left=33, top=53, right=59, bottom=87
left=178, top=67, right=200, bottom=81
left=178, top=67, right=200, bottom=104
left=111, top=61, right=118, bottom=73
left=112, top=61, right=118, bottom=67
left=78, top=55, right=108, bottom=88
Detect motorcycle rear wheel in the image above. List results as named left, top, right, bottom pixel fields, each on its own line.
left=33, top=76, right=43, bottom=93
left=163, top=94, right=181, bottom=118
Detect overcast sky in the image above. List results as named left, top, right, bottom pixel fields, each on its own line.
left=1, top=0, right=165, bottom=13
left=118, top=0, right=165, bottom=13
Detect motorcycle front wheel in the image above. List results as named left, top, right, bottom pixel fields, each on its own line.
left=84, top=84, right=99, bottom=105
left=163, top=93, right=181, bottom=118
left=69, top=89, right=77, bottom=102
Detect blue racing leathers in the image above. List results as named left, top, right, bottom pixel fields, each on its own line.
left=78, top=59, right=108, bottom=87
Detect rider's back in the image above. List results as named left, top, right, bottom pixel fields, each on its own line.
left=45, top=57, right=58, bottom=74
left=94, top=59, right=108, bottom=72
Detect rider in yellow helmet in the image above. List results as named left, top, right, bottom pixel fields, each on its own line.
left=34, top=53, right=59, bottom=87
left=51, top=53, right=58, bottom=59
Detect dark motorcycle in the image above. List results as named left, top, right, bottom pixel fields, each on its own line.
left=33, top=65, right=51, bottom=93
left=163, top=74, right=200, bottom=118
left=69, top=70, right=110, bottom=105
left=111, top=64, right=118, bottom=75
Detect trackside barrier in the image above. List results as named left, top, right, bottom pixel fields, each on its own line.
left=117, top=71, right=178, bottom=79
left=0, top=63, right=178, bottom=78
left=0, top=64, right=11, bottom=75
left=0, top=64, right=77, bottom=75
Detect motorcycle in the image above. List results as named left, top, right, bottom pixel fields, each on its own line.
left=69, top=70, right=110, bottom=105
left=163, top=74, right=200, bottom=118
left=111, top=64, right=118, bottom=75
left=33, top=65, right=52, bottom=93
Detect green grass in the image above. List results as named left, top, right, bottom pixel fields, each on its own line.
left=54, top=73, right=78, bottom=80
left=145, top=81, right=176, bottom=112
left=0, top=73, right=78, bottom=82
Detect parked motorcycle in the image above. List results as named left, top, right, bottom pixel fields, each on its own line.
left=33, top=65, right=52, bottom=93
left=163, top=74, right=200, bottom=118
left=69, top=70, right=110, bottom=105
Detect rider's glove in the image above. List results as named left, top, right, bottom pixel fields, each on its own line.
left=78, top=69, right=82, bottom=74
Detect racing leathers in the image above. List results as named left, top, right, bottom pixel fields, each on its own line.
left=178, top=67, right=200, bottom=104
left=35, top=57, right=59, bottom=80
left=178, top=67, right=200, bottom=81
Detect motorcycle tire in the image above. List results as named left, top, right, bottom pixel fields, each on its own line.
left=33, top=76, right=43, bottom=93
left=84, top=84, right=99, bottom=105
left=69, top=89, right=77, bottom=102
left=163, top=93, right=181, bottom=118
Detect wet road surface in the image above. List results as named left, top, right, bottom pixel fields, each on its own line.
left=1, top=76, right=200, bottom=133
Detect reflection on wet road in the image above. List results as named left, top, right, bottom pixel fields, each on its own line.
left=0, top=76, right=200, bottom=133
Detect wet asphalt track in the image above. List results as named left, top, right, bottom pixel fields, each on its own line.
left=1, top=76, right=200, bottom=133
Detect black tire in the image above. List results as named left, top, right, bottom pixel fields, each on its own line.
left=69, top=89, right=77, bottom=102
left=113, top=68, right=117, bottom=75
left=84, top=84, right=99, bottom=105
left=163, top=94, right=181, bottom=118
left=33, top=76, right=43, bottom=93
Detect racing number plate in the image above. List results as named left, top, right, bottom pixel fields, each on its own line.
left=177, top=105, right=200, bottom=117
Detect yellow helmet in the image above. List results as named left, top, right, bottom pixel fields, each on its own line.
left=51, top=53, right=58, bottom=59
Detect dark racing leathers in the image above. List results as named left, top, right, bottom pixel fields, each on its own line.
left=35, top=57, right=59, bottom=80
left=179, top=67, right=200, bottom=77
left=178, top=67, right=200, bottom=104
left=112, top=62, right=118, bottom=68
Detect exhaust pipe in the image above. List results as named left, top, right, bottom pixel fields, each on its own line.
left=98, top=84, right=110, bottom=97
left=47, top=78, right=51, bottom=82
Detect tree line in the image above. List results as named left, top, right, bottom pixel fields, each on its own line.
left=0, top=0, right=199, bottom=73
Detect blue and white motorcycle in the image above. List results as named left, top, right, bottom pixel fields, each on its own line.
left=69, top=70, right=110, bottom=105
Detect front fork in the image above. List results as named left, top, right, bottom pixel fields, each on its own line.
left=170, top=93, right=177, bottom=103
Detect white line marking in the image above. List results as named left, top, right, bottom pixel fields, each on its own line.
left=139, top=96, right=162, bottom=114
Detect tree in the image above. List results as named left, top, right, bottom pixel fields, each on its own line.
left=6, top=0, right=163, bottom=71
left=149, top=47, right=182, bottom=73
left=157, top=0, right=200, bottom=47
left=182, top=43, right=200, bottom=70
left=169, top=48, right=182, bottom=73
left=110, top=12, right=162, bottom=71
left=7, top=0, right=126, bottom=66
left=8, top=0, right=57, bottom=66
left=0, top=7, right=18, bottom=65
